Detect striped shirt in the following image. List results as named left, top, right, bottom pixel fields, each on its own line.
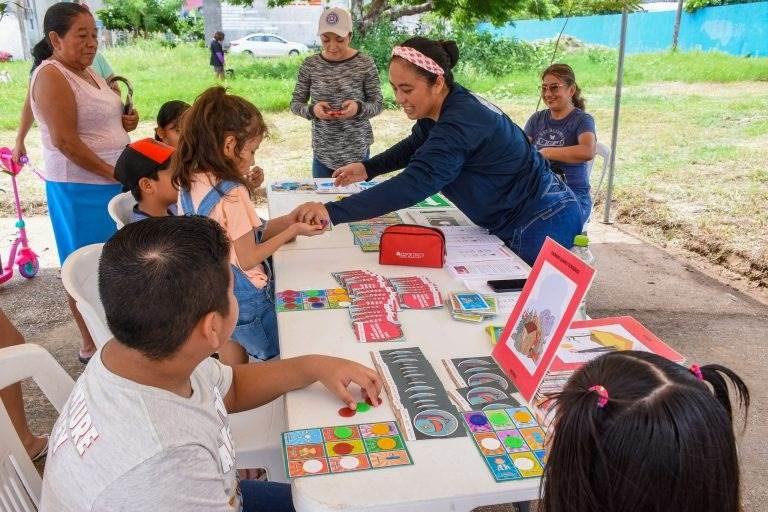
left=291, top=52, right=383, bottom=170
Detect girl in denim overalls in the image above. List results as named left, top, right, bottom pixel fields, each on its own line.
left=173, top=86, right=325, bottom=363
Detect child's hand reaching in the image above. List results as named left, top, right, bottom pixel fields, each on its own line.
left=307, top=355, right=383, bottom=410
left=246, top=166, right=265, bottom=188
left=292, top=222, right=325, bottom=237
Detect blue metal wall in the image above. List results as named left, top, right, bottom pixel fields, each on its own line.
left=480, top=2, right=768, bottom=56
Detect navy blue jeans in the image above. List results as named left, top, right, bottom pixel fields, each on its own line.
left=311, top=151, right=370, bottom=179
left=569, top=184, right=593, bottom=227
left=504, top=178, right=583, bottom=265
left=241, top=480, right=294, bottom=512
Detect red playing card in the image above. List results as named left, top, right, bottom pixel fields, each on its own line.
left=352, top=319, right=405, bottom=343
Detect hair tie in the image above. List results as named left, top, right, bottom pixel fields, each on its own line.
left=689, top=364, right=704, bottom=381
left=391, top=46, right=445, bottom=76
left=588, top=385, right=609, bottom=408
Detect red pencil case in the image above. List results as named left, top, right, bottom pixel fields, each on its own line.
left=379, top=224, right=446, bottom=268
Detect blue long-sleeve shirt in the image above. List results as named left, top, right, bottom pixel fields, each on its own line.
left=325, top=84, right=558, bottom=242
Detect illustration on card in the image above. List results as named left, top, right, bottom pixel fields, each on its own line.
left=505, top=262, right=576, bottom=373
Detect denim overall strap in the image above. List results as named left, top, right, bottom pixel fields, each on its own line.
left=179, top=188, right=196, bottom=216
left=194, top=180, right=240, bottom=217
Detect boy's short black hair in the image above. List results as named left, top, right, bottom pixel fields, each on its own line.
left=99, top=216, right=232, bottom=360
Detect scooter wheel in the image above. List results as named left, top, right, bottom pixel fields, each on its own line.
left=18, top=259, right=39, bottom=279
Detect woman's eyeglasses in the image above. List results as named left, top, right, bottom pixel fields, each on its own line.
left=540, top=83, right=566, bottom=94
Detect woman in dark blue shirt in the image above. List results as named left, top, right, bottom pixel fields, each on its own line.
left=295, top=37, right=582, bottom=265
left=525, top=63, right=597, bottom=227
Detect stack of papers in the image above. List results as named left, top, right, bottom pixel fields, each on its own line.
left=447, top=292, right=498, bottom=323
left=333, top=270, right=405, bottom=343
left=388, top=277, right=443, bottom=309
left=349, top=212, right=403, bottom=252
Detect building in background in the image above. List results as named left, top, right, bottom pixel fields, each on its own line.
left=1, top=0, right=106, bottom=60
left=190, top=0, right=350, bottom=47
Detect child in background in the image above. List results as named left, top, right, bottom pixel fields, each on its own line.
left=541, top=350, right=750, bottom=512
left=174, top=86, right=324, bottom=363
left=154, top=100, right=189, bottom=148
left=114, top=138, right=178, bottom=222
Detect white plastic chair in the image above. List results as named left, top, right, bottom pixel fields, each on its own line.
left=0, top=344, right=75, bottom=511
left=60, top=243, right=287, bottom=480
left=229, top=396, right=288, bottom=483
left=61, top=243, right=113, bottom=349
left=107, top=192, right=136, bottom=230
left=587, top=141, right=612, bottom=202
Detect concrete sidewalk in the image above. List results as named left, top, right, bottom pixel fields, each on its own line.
left=1, top=217, right=766, bottom=510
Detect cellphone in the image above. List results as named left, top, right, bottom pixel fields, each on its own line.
left=487, top=278, right=527, bottom=293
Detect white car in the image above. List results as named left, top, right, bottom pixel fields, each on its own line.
left=229, top=33, right=309, bottom=57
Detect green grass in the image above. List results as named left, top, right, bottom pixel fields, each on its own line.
left=1, top=42, right=768, bottom=130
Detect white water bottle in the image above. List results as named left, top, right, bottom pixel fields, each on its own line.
left=571, top=234, right=595, bottom=320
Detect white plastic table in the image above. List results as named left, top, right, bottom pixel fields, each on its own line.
left=270, top=188, right=537, bottom=512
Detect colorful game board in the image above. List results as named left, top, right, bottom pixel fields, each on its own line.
left=282, top=421, right=413, bottom=478
left=462, top=408, right=547, bottom=482
left=276, top=288, right=351, bottom=312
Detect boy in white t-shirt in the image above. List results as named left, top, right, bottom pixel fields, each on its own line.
left=40, top=216, right=383, bottom=512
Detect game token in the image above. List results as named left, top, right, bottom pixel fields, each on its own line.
left=356, top=401, right=371, bottom=413
left=334, top=426, right=354, bottom=439
left=504, top=436, right=525, bottom=449
left=302, top=459, right=324, bottom=474
left=376, top=437, right=397, bottom=450
left=338, top=407, right=356, bottom=417
left=331, top=442, right=354, bottom=455
left=469, top=414, right=488, bottom=426
left=371, top=423, right=390, bottom=435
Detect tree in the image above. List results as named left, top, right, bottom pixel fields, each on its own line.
left=225, top=0, right=640, bottom=35
left=96, top=0, right=183, bottom=39
left=203, top=0, right=223, bottom=42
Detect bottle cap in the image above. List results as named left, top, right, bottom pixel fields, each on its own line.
left=573, top=234, right=589, bottom=247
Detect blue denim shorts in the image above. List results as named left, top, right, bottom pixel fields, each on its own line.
left=231, top=266, right=279, bottom=360
left=504, top=178, right=583, bottom=265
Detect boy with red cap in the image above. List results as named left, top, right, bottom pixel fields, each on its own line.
left=114, top=138, right=178, bottom=223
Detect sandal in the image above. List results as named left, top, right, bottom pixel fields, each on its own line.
left=30, top=435, right=49, bottom=462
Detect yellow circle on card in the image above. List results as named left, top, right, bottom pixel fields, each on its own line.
left=371, top=423, right=390, bottom=436
left=377, top=437, right=397, bottom=450
left=514, top=411, right=532, bottom=423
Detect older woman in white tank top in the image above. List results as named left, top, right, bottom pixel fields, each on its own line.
left=27, top=3, right=139, bottom=363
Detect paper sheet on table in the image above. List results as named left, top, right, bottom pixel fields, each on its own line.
left=447, top=261, right=528, bottom=280
left=408, top=209, right=473, bottom=227
left=315, top=180, right=380, bottom=194
left=446, top=245, right=517, bottom=263
left=438, top=225, right=488, bottom=236
left=444, top=234, right=504, bottom=247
